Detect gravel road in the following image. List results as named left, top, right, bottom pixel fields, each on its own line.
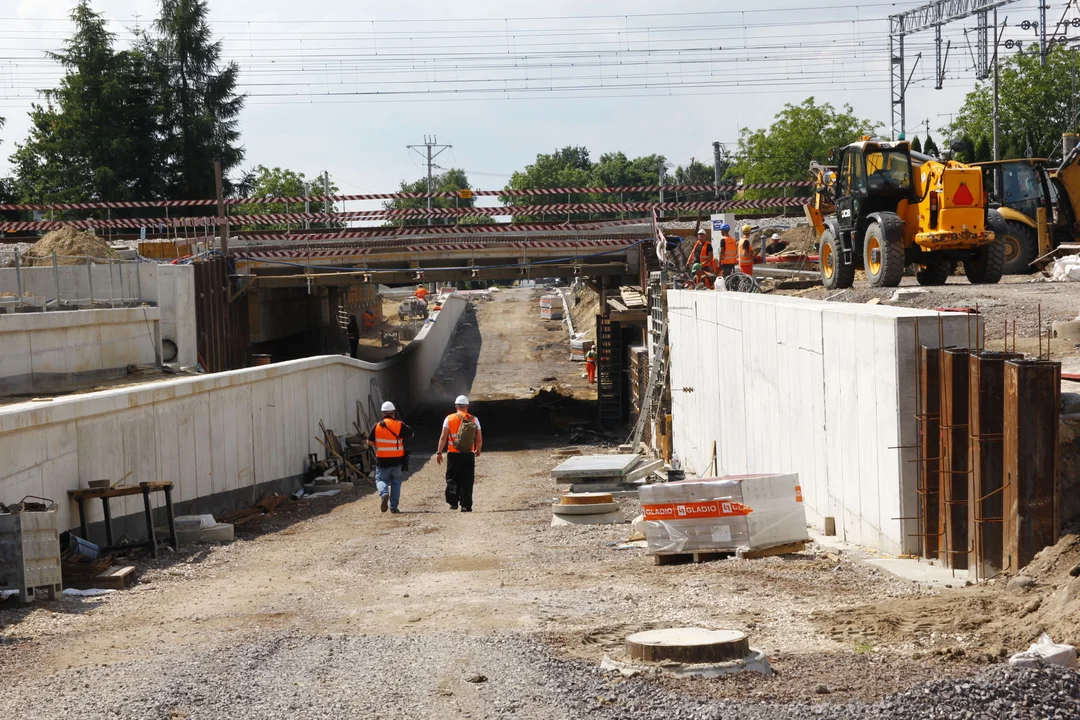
left=2, top=288, right=1077, bottom=718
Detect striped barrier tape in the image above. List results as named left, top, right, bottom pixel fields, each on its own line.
left=0, top=181, right=814, bottom=212
left=0, top=198, right=811, bottom=232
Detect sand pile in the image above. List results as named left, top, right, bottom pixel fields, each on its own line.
left=780, top=225, right=818, bottom=255
left=570, top=285, right=599, bottom=340
left=24, top=227, right=118, bottom=266
left=818, top=534, right=1080, bottom=656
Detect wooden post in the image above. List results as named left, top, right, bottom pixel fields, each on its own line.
left=215, top=159, right=229, bottom=257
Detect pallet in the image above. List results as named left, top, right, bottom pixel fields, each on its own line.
left=652, top=541, right=807, bottom=566
left=64, top=565, right=136, bottom=590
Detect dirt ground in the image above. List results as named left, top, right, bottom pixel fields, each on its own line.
left=1, top=288, right=1022, bottom=720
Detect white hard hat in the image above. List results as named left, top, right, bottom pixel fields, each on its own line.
left=771, top=233, right=781, bottom=240
left=455, top=395, right=470, bottom=406
left=381, top=401, right=396, bottom=413
left=697, top=228, right=707, bottom=235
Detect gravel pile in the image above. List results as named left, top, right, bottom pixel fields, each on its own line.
left=1, top=632, right=1075, bottom=720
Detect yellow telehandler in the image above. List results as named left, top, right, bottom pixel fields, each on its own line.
left=806, top=138, right=1006, bottom=289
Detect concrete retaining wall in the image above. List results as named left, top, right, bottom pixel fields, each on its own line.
left=0, top=294, right=467, bottom=534
left=667, top=290, right=980, bottom=555
left=0, top=308, right=161, bottom=396
left=0, top=263, right=196, bottom=368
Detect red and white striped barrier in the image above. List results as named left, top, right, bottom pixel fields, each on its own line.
left=0, top=181, right=814, bottom=212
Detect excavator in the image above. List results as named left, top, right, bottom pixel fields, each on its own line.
left=973, top=134, right=1080, bottom=273
left=805, top=137, right=1006, bottom=289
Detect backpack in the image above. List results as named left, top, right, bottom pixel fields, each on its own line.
left=453, top=414, right=478, bottom=453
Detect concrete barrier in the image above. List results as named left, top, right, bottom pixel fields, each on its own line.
left=0, top=294, right=467, bottom=535
left=667, top=290, right=981, bottom=555
left=0, top=307, right=161, bottom=396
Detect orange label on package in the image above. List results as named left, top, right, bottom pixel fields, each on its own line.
left=795, top=485, right=803, bottom=503
left=642, top=500, right=752, bottom=521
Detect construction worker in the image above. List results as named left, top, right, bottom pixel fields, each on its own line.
left=436, top=395, right=482, bottom=512
left=690, top=262, right=716, bottom=290
left=361, top=308, right=378, bottom=332
left=685, top=228, right=708, bottom=270
left=765, top=232, right=789, bottom=255
left=369, top=401, right=414, bottom=514
left=346, top=315, right=360, bottom=358
left=415, top=284, right=429, bottom=301
left=738, top=236, right=755, bottom=276
left=585, top=346, right=597, bottom=384
left=718, top=223, right=738, bottom=278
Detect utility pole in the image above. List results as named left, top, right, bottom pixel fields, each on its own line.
left=214, top=159, right=228, bottom=257
left=322, top=171, right=330, bottom=229
left=658, top=158, right=666, bottom=219
left=712, top=142, right=723, bottom=199
left=304, top=182, right=311, bottom=230
left=993, top=10, right=1001, bottom=164
left=407, top=135, right=452, bottom=226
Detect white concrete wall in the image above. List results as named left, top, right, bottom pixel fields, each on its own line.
left=0, top=308, right=161, bottom=395
left=0, top=263, right=196, bottom=368
left=0, top=294, right=467, bottom=532
left=667, top=290, right=980, bottom=555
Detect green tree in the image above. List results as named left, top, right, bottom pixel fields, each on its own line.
left=910, top=135, right=923, bottom=153
left=8, top=1, right=164, bottom=209
left=154, top=0, right=244, bottom=201
left=727, top=97, right=880, bottom=197
left=923, top=134, right=941, bottom=158
left=383, top=168, right=490, bottom=227
left=231, top=166, right=339, bottom=230
left=975, top=136, right=992, bottom=162
left=949, top=45, right=1080, bottom=161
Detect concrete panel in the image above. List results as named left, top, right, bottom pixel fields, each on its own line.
left=667, top=289, right=981, bottom=555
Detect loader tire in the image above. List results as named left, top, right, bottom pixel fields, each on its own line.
left=915, top=260, right=953, bottom=286
left=819, top=230, right=854, bottom=290
left=1000, top=220, right=1038, bottom=275
left=966, top=212, right=1007, bottom=284
left=864, top=220, right=905, bottom=287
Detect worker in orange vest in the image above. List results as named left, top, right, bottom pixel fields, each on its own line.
left=696, top=233, right=718, bottom=290
left=361, top=308, right=378, bottom=331
left=717, top=223, right=738, bottom=277
left=436, top=395, right=483, bottom=512
left=585, top=347, right=597, bottom=384
left=685, top=228, right=707, bottom=271
left=738, top=237, right=755, bottom=276
left=415, top=285, right=429, bottom=301
left=369, top=401, right=414, bottom=514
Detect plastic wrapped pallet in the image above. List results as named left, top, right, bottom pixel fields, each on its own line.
left=539, top=295, right=563, bottom=320
left=639, top=473, right=809, bottom=555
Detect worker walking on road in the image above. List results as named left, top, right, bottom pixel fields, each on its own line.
left=718, top=223, right=738, bottom=278
left=585, top=347, right=597, bottom=384
left=437, top=395, right=482, bottom=512
left=370, top=401, right=414, bottom=514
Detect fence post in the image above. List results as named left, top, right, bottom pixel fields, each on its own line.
left=118, top=256, right=125, bottom=306
left=109, top=258, right=117, bottom=308
left=52, top=251, right=61, bottom=310
left=14, top=248, right=24, bottom=307
left=134, top=255, right=142, bottom=304
left=86, top=252, right=94, bottom=305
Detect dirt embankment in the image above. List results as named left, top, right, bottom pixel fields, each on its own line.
left=24, top=227, right=119, bottom=266
left=818, top=534, right=1080, bottom=657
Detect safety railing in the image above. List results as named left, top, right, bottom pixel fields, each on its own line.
left=0, top=248, right=144, bottom=312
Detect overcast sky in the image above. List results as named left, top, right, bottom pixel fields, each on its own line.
left=0, top=0, right=1058, bottom=198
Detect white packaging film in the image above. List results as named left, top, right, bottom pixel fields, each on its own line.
left=639, top=473, right=809, bottom=554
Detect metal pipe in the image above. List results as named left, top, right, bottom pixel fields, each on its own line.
left=52, top=251, right=60, bottom=310
left=118, top=257, right=125, bottom=306
left=134, top=255, right=142, bottom=304
left=86, top=252, right=93, bottom=305
left=14, top=248, right=23, bottom=307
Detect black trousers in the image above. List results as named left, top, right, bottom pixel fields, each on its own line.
left=445, top=452, right=475, bottom=510
left=349, top=339, right=359, bottom=358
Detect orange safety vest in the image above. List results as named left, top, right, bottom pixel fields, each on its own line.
left=416, top=287, right=429, bottom=300
left=374, top=419, right=405, bottom=459
left=739, top=240, right=754, bottom=264
left=446, top=411, right=476, bottom=453
left=720, top=235, right=739, bottom=265
left=686, top=239, right=704, bottom=267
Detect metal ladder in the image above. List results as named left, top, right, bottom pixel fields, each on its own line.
left=597, top=314, right=623, bottom=427
left=630, top=274, right=668, bottom=447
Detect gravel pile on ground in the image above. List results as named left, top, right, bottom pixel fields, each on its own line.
left=1, top=632, right=1075, bottom=719
left=23, top=226, right=118, bottom=265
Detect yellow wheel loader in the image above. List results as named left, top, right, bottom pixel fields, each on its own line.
left=974, top=135, right=1080, bottom=273
left=806, top=138, right=1006, bottom=290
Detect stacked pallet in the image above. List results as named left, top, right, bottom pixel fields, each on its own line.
left=551, top=454, right=663, bottom=492
left=540, top=295, right=564, bottom=320
left=619, top=286, right=647, bottom=309
left=640, top=473, right=809, bottom=564
left=570, top=337, right=594, bottom=362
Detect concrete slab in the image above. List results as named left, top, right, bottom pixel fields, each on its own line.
left=551, top=454, right=641, bottom=478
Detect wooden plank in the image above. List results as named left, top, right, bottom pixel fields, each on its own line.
left=64, top=565, right=136, bottom=590
left=737, top=540, right=807, bottom=559
left=607, top=298, right=629, bottom=313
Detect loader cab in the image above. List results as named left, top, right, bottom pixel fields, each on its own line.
left=978, top=159, right=1049, bottom=221
left=833, top=142, right=914, bottom=234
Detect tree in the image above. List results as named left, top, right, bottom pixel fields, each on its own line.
left=154, top=0, right=244, bottom=201
left=8, top=1, right=164, bottom=208
left=949, top=45, right=1080, bottom=161
left=231, top=166, right=340, bottom=231
left=383, top=168, right=490, bottom=227
left=910, top=136, right=923, bottom=153
left=975, top=136, right=992, bottom=162
left=923, top=134, right=941, bottom=158
left=727, top=98, right=880, bottom=197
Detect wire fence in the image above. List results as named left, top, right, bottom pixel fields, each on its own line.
left=0, top=247, right=146, bottom=311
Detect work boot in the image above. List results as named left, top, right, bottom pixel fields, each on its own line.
left=461, top=507, right=472, bottom=513
left=380, top=494, right=389, bottom=513
left=449, top=504, right=458, bottom=510
left=390, top=508, right=401, bottom=514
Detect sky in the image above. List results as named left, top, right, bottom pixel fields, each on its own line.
left=0, top=0, right=1065, bottom=200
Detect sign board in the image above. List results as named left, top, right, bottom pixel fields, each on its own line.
left=458, top=189, right=473, bottom=199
